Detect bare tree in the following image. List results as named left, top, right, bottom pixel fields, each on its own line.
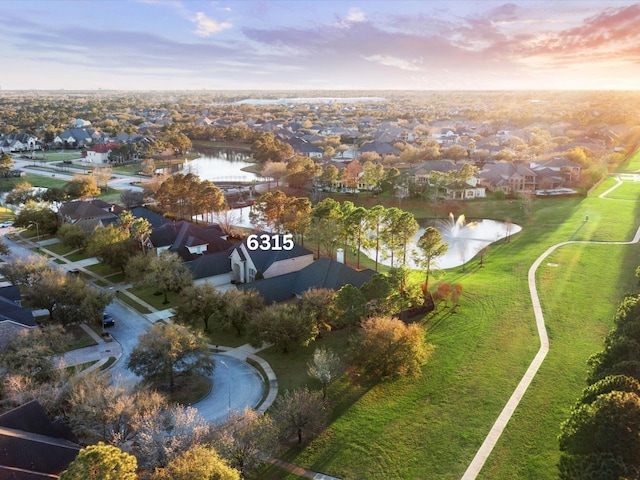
left=213, top=407, right=278, bottom=477
left=307, top=347, right=342, bottom=400
left=272, top=387, right=328, bottom=445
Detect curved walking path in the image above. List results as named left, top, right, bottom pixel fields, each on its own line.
left=462, top=177, right=640, bottom=479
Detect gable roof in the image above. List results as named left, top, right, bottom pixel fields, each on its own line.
left=130, top=207, right=172, bottom=230
left=237, top=234, right=312, bottom=273
left=0, top=401, right=80, bottom=478
left=237, top=257, right=375, bottom=303
left=150, top=221, right=232, bottom=261
left=58, top=200, right=118, bottom=222
left=186, top=250, right=232, bottom=279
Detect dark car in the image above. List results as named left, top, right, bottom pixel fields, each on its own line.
left=102, top=313, right=115, bottom=328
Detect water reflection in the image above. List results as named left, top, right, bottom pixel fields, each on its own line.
left=182, top=148, right=259, bottom=183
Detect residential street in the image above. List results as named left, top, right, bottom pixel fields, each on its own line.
left=2, top=229, right=271, bottom=426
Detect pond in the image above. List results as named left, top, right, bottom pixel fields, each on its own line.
left=181, top=147, right=261, bottom=183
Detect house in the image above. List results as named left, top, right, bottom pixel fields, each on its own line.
left=53, top=128, right=95, bottom=148
left=58, top=200, right=120, bottom=233
left=229, top=234, right=314, bottom=283
left=479, top=162, right=538, bottom=193
left=0, top=400, right=81, bottom=478
left=0, top=133, right=39, bottom=153
left=236, top=257, right=375, bottom=303
left=358, top=141, right=400, bottom=157
left=442, top=180, right=486, bottom=200
left=84, top=142, right=120, bottom=163
left=407, top=160, right=460, bottom=184
left=0, top=285, right=36, bottom=349
left=149, top=221, right=232, bottom=261
left=530, top=157, right=581, bottom=183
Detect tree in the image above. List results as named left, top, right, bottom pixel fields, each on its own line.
left=286, top=156, right=322, bottom=189
left=66, top=174, right=100, bottom=200
left=307, top=347, right=342, bottom=400
left=56, top=223, right=89, bottom=251
left=93, top=166, right=113, bottom=192
left=130, top=217, right=152, bottom=253
left=251, top=132, right=293, bottom=163
left=173, top=282, right=223, bottom=332
left=558, top=391, right=640, bottom=479
left=0, top=238, right=9, bottom=256
left=13, top=200, right=58, bottom=235
left=216, top=288, right=264, bottom=337
left=362, top=160, right=385, bottom=190
left=134, top=405, right=213, bottom=470
left=139, top=251, right=193, bottom=304
left=149, top=444, right=240, bottom=480
left=59, top=443, right=137, bottom=480
left=261, top=161, right=287, bottom=189
left=249, top=190, right=287, bottom=232
left=0, top=254, right=50, bottom=287
left=347, top=206, right=368, bottom=270
left=416, top=226, right=448, bottom=293
left=65, top=373, right=165, bottom=446
left=307, top=197, right=341, bottom=258
left=366, top=205, right=386, bottom=271
left=87, top=224, right=134, bottom=274
left=0, top=152, right=14, bottom=178
left=349, top=316, right=431, bottom=379
left=248, top=303, right=318, bottom=354
left=155, top=173, right=224, bottom=220
left=331, top=283, right=367, bottom=328
left=298, top=288, right=336, bottom=334
left=126, top=323, right=215, bottom=392
left=6, top=181, right=38, bottom=205
left=213, top=407, right=278, bottom=477
left=0, top=326, right=68, bottom=383
left=342, top=159, right=362, bottom=191
left=318, top=164, right=339, bottom=190
left=24, top=268, right=111, bottom=325
left=272, top=387, right=328, bottom=444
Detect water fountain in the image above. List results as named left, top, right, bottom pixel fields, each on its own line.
left=429, top=213, right=521, bottom=269
left=363, top=213, right=521, bottom=270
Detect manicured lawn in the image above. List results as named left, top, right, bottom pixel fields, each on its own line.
left=601, top=179, right=640, bottom=200
left=259, top=178, right=640, bottom=479
left=126, top=285, right=182, bottom=311
left=617, top=148, right=640, bottom=172
left=43, top=242, right=75, bottom=256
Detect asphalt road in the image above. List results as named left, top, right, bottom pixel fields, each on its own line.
left=1, top=228, right=266, bottom=425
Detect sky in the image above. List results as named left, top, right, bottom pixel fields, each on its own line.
left=2, top=0, right=640, bottom=91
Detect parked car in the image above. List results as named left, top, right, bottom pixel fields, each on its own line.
left=102, top=313, right=115, bottom=328
left=0, top=221, right=13, bottom=228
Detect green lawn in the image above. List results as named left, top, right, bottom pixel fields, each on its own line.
left=617, top=148, right=640, bottom=172
left=259, top=178, right=640, bottom=479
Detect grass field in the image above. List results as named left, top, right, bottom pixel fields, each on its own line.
left=258, top=177, right=640, bottom=479
left=617, top=147, right=640, bottom=172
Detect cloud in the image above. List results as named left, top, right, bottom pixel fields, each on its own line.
left=363, top=54, right=422, bottom=71
left=192, top=12, right=232, bottom=37
left=346, top=7, right=366, bottom=23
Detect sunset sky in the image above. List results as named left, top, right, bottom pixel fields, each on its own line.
left=3, top=0, right=640, bottom=91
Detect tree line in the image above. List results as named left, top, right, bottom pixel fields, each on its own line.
left=558, top=292, right=640, bottom=479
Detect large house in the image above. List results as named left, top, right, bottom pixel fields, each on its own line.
left=0, top=133, right=39, bottom=153
left=229, top=234, right=314, bottom=284
left=237, top=256, right=375, bottom=303
left=53, top=128, right=96, bottom=148
left=58, top=200, right=122, bottom=233
left=84, top=142, right=120, bottom=163
left=479, top=162, right=539, bottom=193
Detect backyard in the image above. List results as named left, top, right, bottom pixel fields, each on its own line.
left=257, top=177, right=640, bottom=479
